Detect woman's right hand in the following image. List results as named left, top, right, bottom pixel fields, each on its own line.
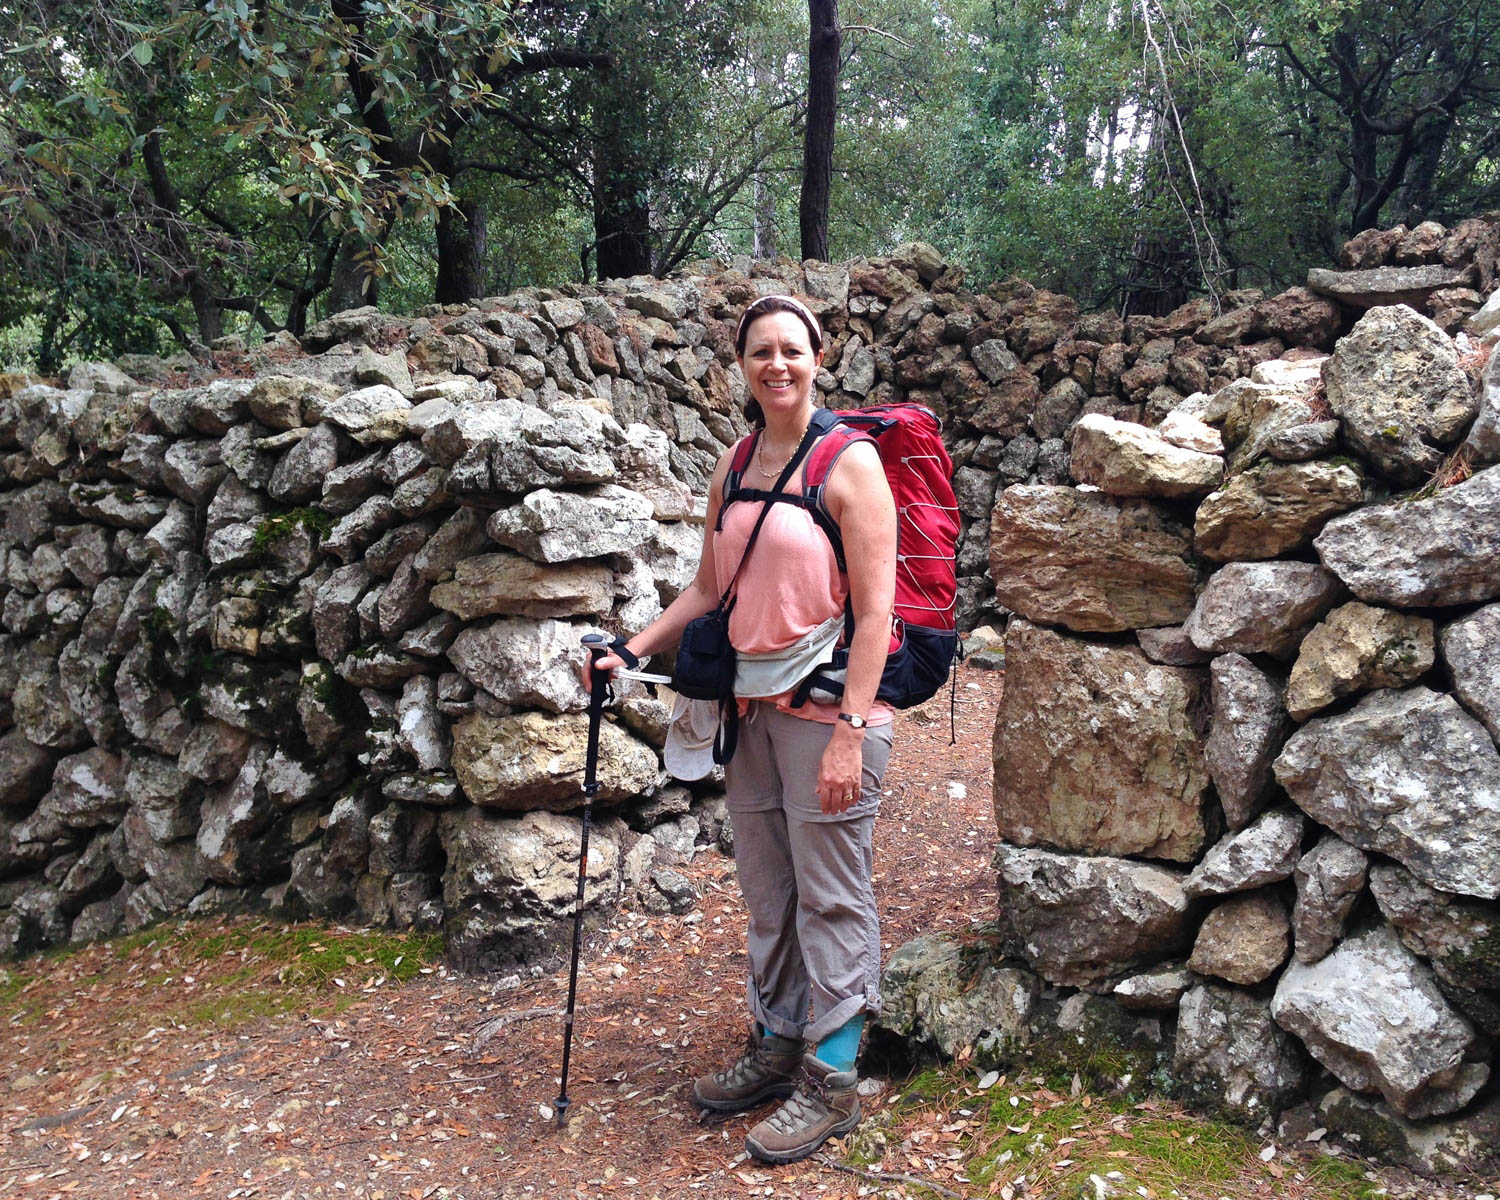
left=581, top=649, right=626, bottom=692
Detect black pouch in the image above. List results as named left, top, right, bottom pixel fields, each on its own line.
left=672, top=604, right=743, bottom=764
left=672, top=604, right=736, bottom=702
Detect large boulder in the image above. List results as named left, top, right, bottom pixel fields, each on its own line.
left=1313, top=466, right=1500, bottom=607
left=440, top=807, right=626, bottom=971
left=1272, top=922, right=1487, bottom=1119
left=1292, top=835, right=1369, bottom=965
left=988, top=485, right=1199, bottom=633
left=877, top=933, right=1041, bottom=1063
left=994, top=620, right=1212, bottom=863
left=1204, top=653, right=1288, bottom=829
left=992, top=843, right=1195, bottom=989
left=1067, top=414, right=1223, bottom=498
left=1183, top=561, right=1344, bottom=658
left=449, top=711, right=661, bottom=812
left=1284, top=602, right=1434, bottom=720
left=1274, top=687, right=1500, bottom=899
left=1174, top=984, right=1308, bottom=1122
left=1439, top=603, right=1500, bottom=742
left=1321, top=305, right=1475, bottom=484
left=1193, top=460, right=1364, bottom=561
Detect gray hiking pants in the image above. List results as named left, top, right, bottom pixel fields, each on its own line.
left=725, top=702, right=894, bottom=1045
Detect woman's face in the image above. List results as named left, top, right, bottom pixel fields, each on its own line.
left=738, top=310, right=822, bottom=419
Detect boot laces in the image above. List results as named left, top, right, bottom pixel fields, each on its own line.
left=764, top=1067, right=835, bottom=1134
left=715, top=1031, right=772, bottom=1089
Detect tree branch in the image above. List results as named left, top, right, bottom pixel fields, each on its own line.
left=841, top=24, right=914, bottom=49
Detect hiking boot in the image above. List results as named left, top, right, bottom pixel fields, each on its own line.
left=692, top=1026, right=805, bottom=1113
left=744, top=1052, right=861, bottom=1164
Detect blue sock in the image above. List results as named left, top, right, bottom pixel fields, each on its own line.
left=814, top=1015, right=864, bottom=1072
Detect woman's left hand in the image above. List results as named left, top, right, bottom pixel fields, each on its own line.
left=817, top=727, right=866, bottom=815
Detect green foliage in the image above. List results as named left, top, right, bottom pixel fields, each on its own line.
left=3, top=0, right=1499, bottom=353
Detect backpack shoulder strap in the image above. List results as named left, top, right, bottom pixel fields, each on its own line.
left=801, top=420, right=876, bottom=570
left=716, top=432, right=761, bottom=530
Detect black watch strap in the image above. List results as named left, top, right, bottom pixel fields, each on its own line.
left=608, top=637, right=640, bottom=670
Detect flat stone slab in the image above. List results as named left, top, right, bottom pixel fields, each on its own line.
left=1307, top=265, right=1472, bottom=309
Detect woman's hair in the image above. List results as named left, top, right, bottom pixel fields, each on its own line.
left=734, top=294, right=823, bottom=427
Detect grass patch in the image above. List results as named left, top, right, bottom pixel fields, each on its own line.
left=6, top=917, right=444, bottom=1037
left=860, top=1064, right=1382, bottom=1200
left=251, top=507, right=333, bottom=554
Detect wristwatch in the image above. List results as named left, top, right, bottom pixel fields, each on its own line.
left=837, top=712, right=868, bottom=729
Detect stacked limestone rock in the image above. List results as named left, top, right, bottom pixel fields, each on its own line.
left=0, top=244, right=1139, bottom=970
left=3, top=211, right=1500, bottom=1159
left=880, top=248, right=1500, bottom=1170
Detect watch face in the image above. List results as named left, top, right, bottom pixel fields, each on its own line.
left=840, top=712, right=866, bottom=728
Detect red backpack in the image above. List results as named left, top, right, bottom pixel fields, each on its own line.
left=720, top=404, right=960, bottom=709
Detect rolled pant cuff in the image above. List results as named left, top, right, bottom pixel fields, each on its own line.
left=804, top=993, right=876, bottom=1046
left=748, top=987, right=807, bottom=1042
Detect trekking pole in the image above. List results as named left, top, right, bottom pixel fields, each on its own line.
left=555, top=632, right=611, bottom=1129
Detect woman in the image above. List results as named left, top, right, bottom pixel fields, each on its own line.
left=587, top=294, right=898, bottom=1165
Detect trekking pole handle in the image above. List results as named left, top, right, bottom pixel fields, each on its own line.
left=580, top=632, right=669, bottom=685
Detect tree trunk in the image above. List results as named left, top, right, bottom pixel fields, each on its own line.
left=1395, top=115, right=1453, bottom=224
left=327, top=235, right=377, bottom=313
left=435, top=200, right=487, bottom=303
left=754, top=172, right=778, bottom=259
left=140, top=129, right=223, bottom=344
left=799, top=0, right=840, bottom=262
left=593, top=157, right=653, bottom=280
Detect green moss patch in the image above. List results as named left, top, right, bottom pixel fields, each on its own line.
left=251, top=507, right=332, bottom=554
left=6, top=917, right=443, bottom=1038
left=864, top=1064, right=1382, bottom=1200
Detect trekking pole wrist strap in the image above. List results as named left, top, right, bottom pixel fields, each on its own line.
left=607, top=636, right=642, bottom=670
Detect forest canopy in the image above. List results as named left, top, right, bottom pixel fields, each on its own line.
left=2, top=0, right=1497, bottom=370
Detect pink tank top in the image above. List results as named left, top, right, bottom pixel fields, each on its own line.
left=713, top=459, right=893, bottom=726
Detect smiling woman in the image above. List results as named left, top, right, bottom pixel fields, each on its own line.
left=586, top=292, right=899, bottom=1164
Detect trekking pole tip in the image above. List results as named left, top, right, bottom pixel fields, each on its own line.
left=553, top=1095, right=571, bottom=1128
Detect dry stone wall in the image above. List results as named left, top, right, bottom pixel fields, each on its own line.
left=3, top=215, right=1500, bottom=1167
left=879, top=217, right=1500, bottom=1175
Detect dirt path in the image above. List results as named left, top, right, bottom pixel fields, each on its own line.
left=1, top=673, right=1003, bottom=1200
